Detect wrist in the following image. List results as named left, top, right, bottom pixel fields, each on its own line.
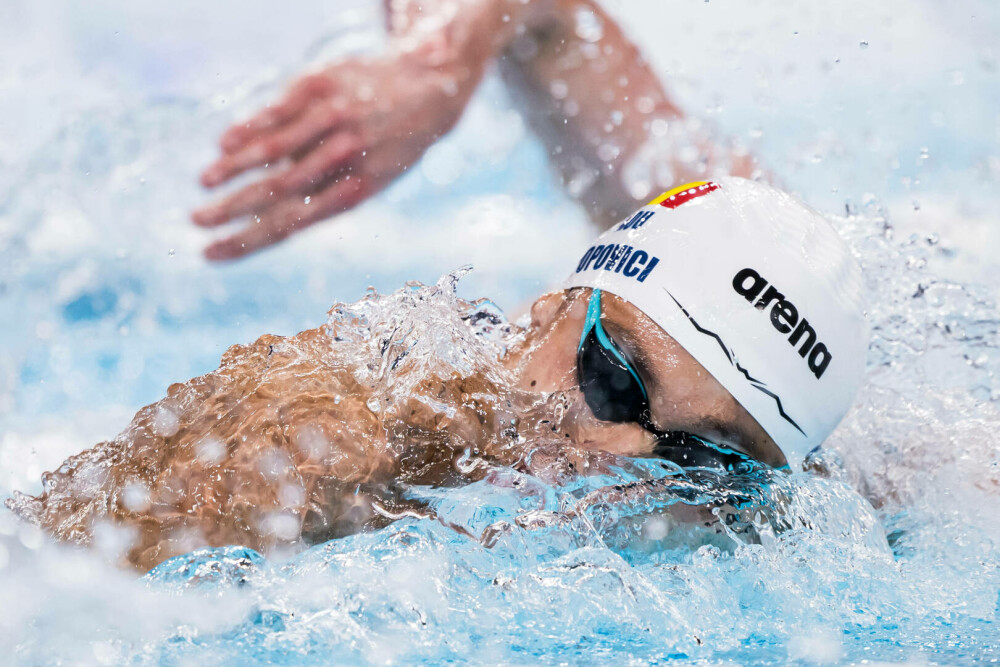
left=389, top=0, right=548, bottom=74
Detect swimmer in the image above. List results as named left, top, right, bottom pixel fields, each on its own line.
left=192, top=0, right=758, bottom=259
left=8, top=178, right=867, bottom=571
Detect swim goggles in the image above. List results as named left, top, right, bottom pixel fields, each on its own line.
left=576, top=289, right=758, bottom=471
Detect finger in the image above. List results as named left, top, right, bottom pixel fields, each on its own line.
left=192, top=180, right=282, bottom=228
left=192, top=133, right=361, bottom=227
left=204, top=176, right=367, bottom=261
left=201, top=105, right=339, bottom=187
left=219, top=74, right=331, bottom=154
left=217, top=91, right=309, bottom=156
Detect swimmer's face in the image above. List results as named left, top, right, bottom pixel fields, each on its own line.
left=507, top=288, right=786, bottom=468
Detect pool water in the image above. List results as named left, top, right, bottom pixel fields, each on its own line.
left=2, top=0, right=1000, bottom=664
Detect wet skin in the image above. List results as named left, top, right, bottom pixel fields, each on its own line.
left=191, top=0, right=759, bottom=259
left=10, top=288, right=783, bottom=570
left=506, top=288, right=787, bottom=468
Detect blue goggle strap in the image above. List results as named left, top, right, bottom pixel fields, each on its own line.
left=578, top=289, right=648, bottom=400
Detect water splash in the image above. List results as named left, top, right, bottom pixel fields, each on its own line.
left=5, top=269, right=545, bottom=569
left=2, top=0, right=1000, bottom=663
left=6, top=221, right=1000, bottom=662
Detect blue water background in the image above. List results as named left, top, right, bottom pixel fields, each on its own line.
left=1, top=0, right=1000, bottom=664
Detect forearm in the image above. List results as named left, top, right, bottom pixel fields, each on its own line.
left=11, top=330, right=396, bottom=570
left=385, top=0, right=555, bottom=112
left=498, top=0, right=757, bottom=226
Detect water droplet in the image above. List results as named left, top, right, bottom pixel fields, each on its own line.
left=259, top=512, right=299, bottom=541
left=860, top=40, right=869, bottom=49
left=304, top=196, right=312, bottom=205
left=196, top=436, right=227, bottom=465
left=597, top=143, right=621, bottom=162
left=122, top=482, right=151, bottom=513
left=279, top=483, right=306, bottom=508
left=152, top=404, right=180, bottom=437
left=18, top=525, right=44, bottom=550
left=644, top=516, right=671, bottom=540
left=573, top=7, right=604, bottom=42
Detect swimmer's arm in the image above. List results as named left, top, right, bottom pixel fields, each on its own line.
left=497, top=0, right=759, bottom=227
left=193, top=0, right=553, bottom=260
left=7, top=331, right=396, bottom=571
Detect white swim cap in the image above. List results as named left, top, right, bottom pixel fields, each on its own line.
left=565, top=178, right=867, bottom=468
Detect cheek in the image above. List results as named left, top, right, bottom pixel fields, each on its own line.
left=648, top=362, right=738, bottom=427
left=512, top=316, right=586, bottom=393
left=668, top=366, right=718, bottom=400
left=514, top=342, right=577, bottom=392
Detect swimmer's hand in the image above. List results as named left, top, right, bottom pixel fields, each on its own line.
left=192, top=55, right=478, bottom=260
left=192, top=0, right=549, bottom=260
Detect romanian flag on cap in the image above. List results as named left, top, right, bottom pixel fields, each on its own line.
left=649, top=181, right=720, bottom=209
